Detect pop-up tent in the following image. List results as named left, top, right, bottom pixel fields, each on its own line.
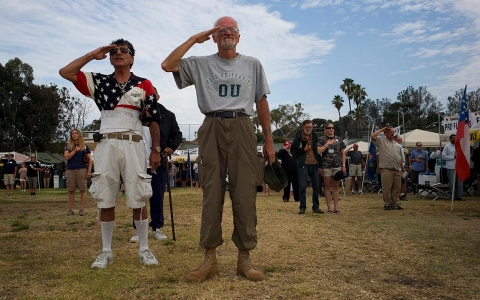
left=399, top=129, right=448, bottom=149
left=0, top=151, right=30, bottom=164
left=345, top=141, right=369, bottom=155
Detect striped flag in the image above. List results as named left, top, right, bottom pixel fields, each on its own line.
left=454, top=86, right=471, bottom=182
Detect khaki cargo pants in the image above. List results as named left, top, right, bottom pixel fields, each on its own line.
left=197, top=116, right=264, bottom=250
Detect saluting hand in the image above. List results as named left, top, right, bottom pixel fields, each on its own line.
left=194, top=27, right=221, bottom=44
left=93, top=45, right=116, bottom=60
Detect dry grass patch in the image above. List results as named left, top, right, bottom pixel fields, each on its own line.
left=0, top=187, right=479, bottom=299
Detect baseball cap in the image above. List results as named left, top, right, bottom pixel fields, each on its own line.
left=6, top=152, right=14, bottom=157
left=333, top=170, right=345, bottom=181
left=283, top=141, right=291, bottom=148
left=353, top=143, right=358, bottom=147
left=264, top=159, right=288, bottom=192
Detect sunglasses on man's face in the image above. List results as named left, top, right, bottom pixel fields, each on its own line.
left=326, top=127, right=334, bottom=129
left=110, top=47, right=132, bottom=55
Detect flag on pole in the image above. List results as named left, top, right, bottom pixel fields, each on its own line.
left=366, top=125, right=377, bottom=181
left=454, top=86, right=471, bottom=182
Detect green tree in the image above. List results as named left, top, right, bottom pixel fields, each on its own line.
left=446, top=87, right=480, bottom=115
left=396, top=86, right=443, bottom=131
left=0, top=58, right=74, bottom=151
left=363, top=98, right=386, bottom=126
left=340, top=78, right=355, bottom=116
left=353, top=84, right=367, bottom=107
left=83, top=119, right=102, bottom=131
left=331, top=95, right=344, bottom=119
left=270, top=103, right=310, bottom=140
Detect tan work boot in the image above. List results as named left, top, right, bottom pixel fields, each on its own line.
left=236, top=249, right=264, bottom=281
left=185, top=248, right=219, bottom=282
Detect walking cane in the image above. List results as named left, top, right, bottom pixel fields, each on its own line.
left=163, top=153, right=176, bottom=241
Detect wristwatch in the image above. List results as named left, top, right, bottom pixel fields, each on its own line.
left=151, top=146, right=161, bottom=153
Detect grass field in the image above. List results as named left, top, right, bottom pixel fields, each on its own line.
left=0, top=186, right=479, bottom=299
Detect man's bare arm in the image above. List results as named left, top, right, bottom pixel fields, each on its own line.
left=149, top=121, right=161, bottom=171
left=161, top=27, right=220, bottom=73
left=371, top=127, right=387, bottom=141
left=59, top=45, right=116, bottom=83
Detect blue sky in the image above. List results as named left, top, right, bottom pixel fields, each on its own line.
left=1, top=0, right=479, bottom=139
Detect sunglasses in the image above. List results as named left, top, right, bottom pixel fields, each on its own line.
left=218, top=27, right=240, bottom=34
left=110, top=47, right=132, bottom=55
left=326, top=127, right=334, bottom=129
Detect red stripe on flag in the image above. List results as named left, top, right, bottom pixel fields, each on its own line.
left=115, top=104, right=142, bottom=111
left=454, top=86, right=470, bottom=182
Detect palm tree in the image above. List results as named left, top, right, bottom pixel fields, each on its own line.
left=340, top=78, right=355, bottom=115
left=353, top=106, right=365, bottom=122
left=331, top=95, right=344, bottom=119
left=353, top=84, right=367, bottom=107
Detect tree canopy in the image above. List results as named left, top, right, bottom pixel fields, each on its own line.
left=0, top=58, right=81, bottom=152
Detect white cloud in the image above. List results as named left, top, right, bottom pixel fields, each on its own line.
left=299, top=0, right=344, bottom=9
left=390, top=20, right=427, bottom=36
left=331, top=30, right=346, bottom=37
left=0, top=0, right=335, bottom=125
left=411, top=65, right=425, bottom=70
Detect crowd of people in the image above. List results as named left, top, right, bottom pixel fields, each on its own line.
left=2, top=15, right=479, bottom=284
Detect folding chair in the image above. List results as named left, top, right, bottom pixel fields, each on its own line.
left=430, top=184, right=450, bottom=200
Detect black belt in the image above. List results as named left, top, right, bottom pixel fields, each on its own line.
left=352, top=163, right=361, bottom=165
left=205, top=112, right=248, bottom=119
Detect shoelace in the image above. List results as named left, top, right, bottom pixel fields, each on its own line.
left=96, top=251, right=109, bottom=263
left=142, top=250, right=155, bottom=261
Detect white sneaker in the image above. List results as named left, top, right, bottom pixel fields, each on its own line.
left=91, top=250, right=114, bottom=269
left=129, top=231, right=139, bottom=243
left=358, top=190, right=363, bottom=195
left=152, top=229, right=167, bottom=240
left=139, top=249, right=158, bottom=265
left=350, top=190, right=354, bottom=195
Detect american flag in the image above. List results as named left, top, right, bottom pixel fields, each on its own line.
left=454, top=86, right=470, bottom=182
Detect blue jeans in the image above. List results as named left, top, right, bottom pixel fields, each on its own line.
left=169, top=175, right=175, bottom=188
left=297, top=165, right=320, bottom=210
left=446, top=168, right=463, bottom=198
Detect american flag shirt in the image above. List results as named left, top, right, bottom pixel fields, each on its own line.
left=74, top=71, right=161, bottom=126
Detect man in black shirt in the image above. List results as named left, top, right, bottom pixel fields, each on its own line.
left=346, top=144, right=364, bottom=194
left=1, top=152, right=17, bottom=196
left=276, top=141, right=299, bottom=202
left=23, top=154, right=41, bottom=195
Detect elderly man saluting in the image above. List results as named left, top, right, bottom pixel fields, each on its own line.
left=59, top=39, right=162, bottom=268
left=162, top=16, right=275, bottom=282
left=371, top=126, right=405, bottom=210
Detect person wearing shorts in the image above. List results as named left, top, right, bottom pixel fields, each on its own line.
left=18, top=163, right=27, bottom=192
left=317, top=123, right=346, bottom=213
left=23, top=154, right=41, bottom=195
left=60, top=38, right=162, bottom=268
left=1, top=152, right=17, bottom=196
left=346, top=143, right=364, bottom=194
left=64, top=129, right=92, bottom=216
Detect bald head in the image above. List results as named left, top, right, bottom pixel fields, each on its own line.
left=214, top=16, right=238, bottom=27
left=395, top=136, right=402, bottom=143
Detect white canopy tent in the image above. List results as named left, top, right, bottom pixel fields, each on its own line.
left=345, top=141, right=370, bottom=155
left=399, top=129, right=448, bottom=149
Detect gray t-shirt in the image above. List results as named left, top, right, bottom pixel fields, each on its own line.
left=174, top=54, right=270, bottom=115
